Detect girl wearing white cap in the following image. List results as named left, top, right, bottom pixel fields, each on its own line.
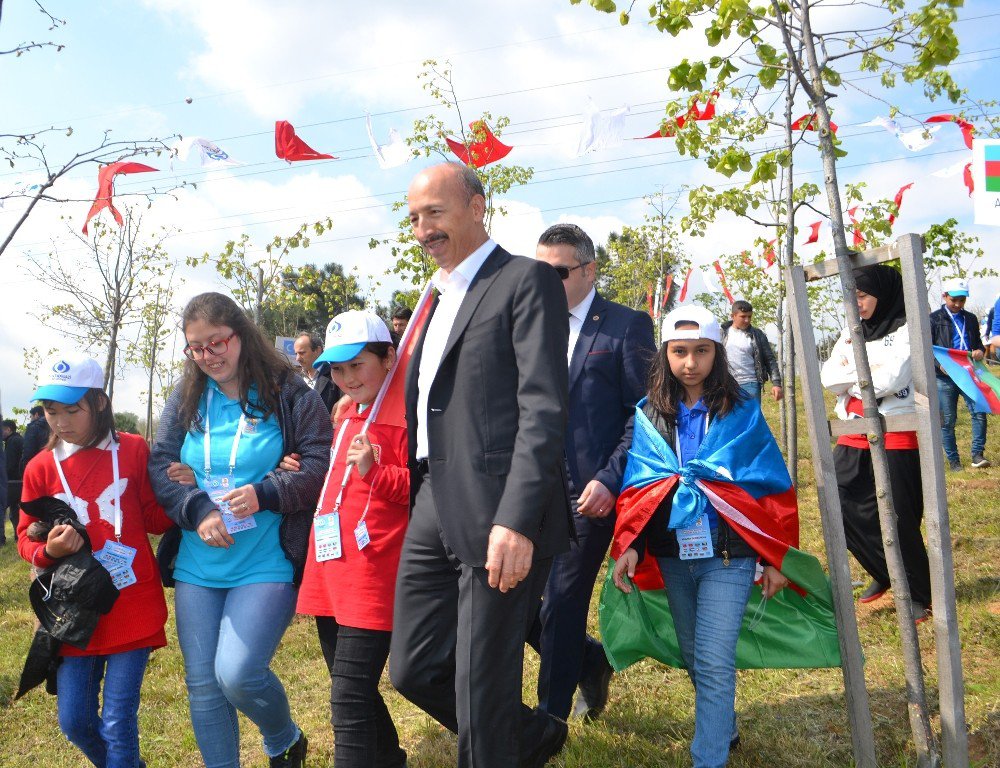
left=148, top=292, right=332, bottom=768
left=294, top=310, right=408, bottom=768
left=17, top=352, right=173, bottom=767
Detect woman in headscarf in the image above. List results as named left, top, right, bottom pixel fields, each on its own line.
left=820, top=264, right=932, bottom=621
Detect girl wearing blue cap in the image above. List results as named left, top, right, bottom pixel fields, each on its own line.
left=17, top=352, right=173, bottom=767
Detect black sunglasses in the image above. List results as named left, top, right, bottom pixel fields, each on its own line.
left=553, top=264, right=584, bottom=280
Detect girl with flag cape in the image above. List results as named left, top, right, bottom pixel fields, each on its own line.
left=606, top=306, right=840, bottom=768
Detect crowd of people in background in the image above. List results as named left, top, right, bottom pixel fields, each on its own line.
left=4, top=161, right=997, bottom=768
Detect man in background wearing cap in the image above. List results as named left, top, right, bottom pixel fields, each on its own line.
left=720, top=300, right=782, bottom=405
left=930, top=277, right=989, bottom=470
left=389, top=162, right=572, bottom=768
left=529, top=222, right=655, bottom=723
left=293, top=331, right=341, bottom=413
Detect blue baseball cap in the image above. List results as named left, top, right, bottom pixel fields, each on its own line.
left=942, top=277, right=969, bottom=297
left=315, top=310, right=392, bottom=366
left=32, top=353, right=105, bottom=404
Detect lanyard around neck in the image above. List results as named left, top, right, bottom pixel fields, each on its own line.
left=52, top=439, right=123, bottom=539
left=203, top=387, right=248, bottom=477
left=946, top=309, right=968, bottom=351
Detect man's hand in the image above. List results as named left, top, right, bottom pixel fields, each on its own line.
left=167, top=462, right=197, bottom=486
left=45, top=523, right=84, bottom=558
left=761, top=565, right=789, bottom=598
left=772, top=385, right=784, bottom=401
left=971, top=349, right=985, bottom=361
left=612, top=548, right=639, bottom=593
left=576, top=479, right=615, bottom=518
left=485, top=525, right=534, bottom=593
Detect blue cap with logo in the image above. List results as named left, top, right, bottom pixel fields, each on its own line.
left=32, top=353, right=105, bottom=404
left=315, top=310, right=393, bottom=366
left=942, top=277, right=969, bottom=298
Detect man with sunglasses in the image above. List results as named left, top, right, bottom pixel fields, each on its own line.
left=530, top=223, right=655, bottom=721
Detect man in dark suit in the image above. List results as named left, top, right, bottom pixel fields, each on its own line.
left=389, top=162, right=572, bottom=768
left=528, top=223, right=656, bottom=720
left=293, top=331, right=342, bottom=413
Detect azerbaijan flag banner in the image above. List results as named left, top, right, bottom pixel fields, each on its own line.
left=932, top=346, right=1000, bottom=414
left=599, top=399, right=842, bottom=671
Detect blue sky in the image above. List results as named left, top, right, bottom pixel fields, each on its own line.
left=1, top=0, right=998, bottom=417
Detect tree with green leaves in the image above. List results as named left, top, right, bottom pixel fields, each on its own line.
left=370, top=59, right=535, bottom=286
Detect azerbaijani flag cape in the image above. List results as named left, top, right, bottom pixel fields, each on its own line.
left=599, top=397, right=842, bottom=671
left=932, top=345, right=1000, bottom=414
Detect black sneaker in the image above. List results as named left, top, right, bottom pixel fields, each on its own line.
left=948, top=459, right=962, bottom=472
left=270, top=732, right=307, bottom=768
left=971, top=454, right=991, bottom=468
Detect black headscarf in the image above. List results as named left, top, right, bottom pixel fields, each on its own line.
left=853, top=264, right=906, bottom=341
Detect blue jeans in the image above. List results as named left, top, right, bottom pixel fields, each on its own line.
left=175, top=581, right=300, bottom=767
left=937, top=376, right=987, bottom=461
left=658, top=555, right=756, bottom=768
left=56, top=647, right=151, bottom=768
left=738, top=381, right=761, bottom=401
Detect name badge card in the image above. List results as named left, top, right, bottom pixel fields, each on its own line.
left=315, top=513, right=342, bottom=562
left=93, top=544, right=138, bottom=589
left=354, top=519, right=370, bottom=551
left=677, top=515, right=714, bottom=560
left=208, top=478, right=257, bottom=535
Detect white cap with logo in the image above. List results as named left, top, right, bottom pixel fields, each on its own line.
left=942, top=277, right=969, bottom=298
left=315, top=310, right=393, bottom=366
left=32, top=352, right=105, bottom=404
left=660, top=305, right=722, bottom=343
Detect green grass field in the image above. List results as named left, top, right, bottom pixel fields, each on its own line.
left=0, top=396, right=997, bottom=767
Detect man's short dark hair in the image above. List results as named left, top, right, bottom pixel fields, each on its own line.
left=30, top=405, right=44, bottom=418
left=392, top=306, right=413, bottom=321
left=537, top=223, right=596, bottom=266
left=296, top=332, right=324, bottom=351
left=731, top=300, right=753, bottom=314
left=451, top=162, right=485, bottom=202
left=2, top=419, right=15, bottom=432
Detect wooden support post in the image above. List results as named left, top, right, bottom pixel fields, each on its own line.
left=785, top=264, right=877, bottom=767
left=896, top=234, right=969, bottom=767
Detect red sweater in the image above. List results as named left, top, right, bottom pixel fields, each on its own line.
left=296, top=414, right=409, bottom=631
left=18, top=433, right=173, bottom=656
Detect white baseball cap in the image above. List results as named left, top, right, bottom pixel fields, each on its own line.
left=661, top=305, right=722, bottom=343
left=942, top=277, right=969, bottom=297
left=315, top=310, right=392, bottom=365
left=32, top=353, right=105, bottom=404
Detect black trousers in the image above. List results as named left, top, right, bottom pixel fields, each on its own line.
left=525, top=505, right=613, bottom=719
left=834, top=445, right=932, bottom=607
left=389, top=472, right=554, bottom=768
left=315, top=617, right=406, bottom=768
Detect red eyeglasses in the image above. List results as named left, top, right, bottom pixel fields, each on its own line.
left=183, top=332, right=237, bottom=361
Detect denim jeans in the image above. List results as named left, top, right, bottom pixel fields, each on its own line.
left=56, top=647, right=151, bottom=768
left=175, top=581, right=300, bottom=767
left=937, top=375, right=987, bottom=461
left=316, top=617, right=406, bottom=768
left=658, top=555, right=756, bottom=768
left=738, top=381, right=761, bottom=401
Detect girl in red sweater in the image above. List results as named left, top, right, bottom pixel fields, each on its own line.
left=295, top=311, right=409, bottom=768
left=17, top=353, right=172, bottom=767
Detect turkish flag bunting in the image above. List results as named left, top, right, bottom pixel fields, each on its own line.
left=82, top=161, right=158, bottom=235
left=446, top=121, right=513, bottom=168
left=678, top=267, right=693, bottom=302
left=804, top=221, right=822, bottom=245
left=275, top=120, right=335, bottom=162
left=925, top=114, right=974, bottom=150
left=791, top=113, right=838, bottom=133
left=888, top=182, right=914, bottom=227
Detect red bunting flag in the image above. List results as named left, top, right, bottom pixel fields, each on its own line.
left=888, top=182, right=914, bottom=227
left=640, top=92, right=718, bottom=138
left=742, top=250, right=754, bottom=267
left=646, top=284, right=654, bottom=316
left=846, top=206, right=865, bottom=248
left=791, top=114, right=838, bottom=133
left=713, top=260, right=735, bottom=303
left=678, top=267, right=693, bottom=302
left=925, top=114, right=974, bottom=150
left=446, top=121, right=513, bottom=168
left=963, top=162, right=974, bottom=196
left=275, top=120, right=335, bottom=161
left=661, top=273, right=674, bottom=309
left=82, top=161, right=158, bottom=235
left=804, top=221, right=822, bottom=245
left=763, top=239, right=777, bottom=268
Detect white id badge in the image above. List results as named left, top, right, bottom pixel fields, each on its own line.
left=314, top=513, right=342, bottom=561
left=208, top=481, right=257, bottom=535
left=93, top=547, right=138, bottom=589
left=677, top=515, right=714, bottom=560
left=108, top=564, right=138, bottom=590
left=354, top=519, right=370, bottom=551
left=102, top=540, right=137, bottom=568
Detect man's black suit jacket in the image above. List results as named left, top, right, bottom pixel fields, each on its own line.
left=404, top=245, right=572, bottom=567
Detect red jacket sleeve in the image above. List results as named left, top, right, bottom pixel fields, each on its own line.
left=17, top=453, right=57, bottom=569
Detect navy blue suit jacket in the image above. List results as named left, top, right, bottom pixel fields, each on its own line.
left=566, top=293, right=656, bottom=499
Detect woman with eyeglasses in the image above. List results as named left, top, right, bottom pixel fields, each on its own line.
left=149, top=292, right=332, bottom=768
